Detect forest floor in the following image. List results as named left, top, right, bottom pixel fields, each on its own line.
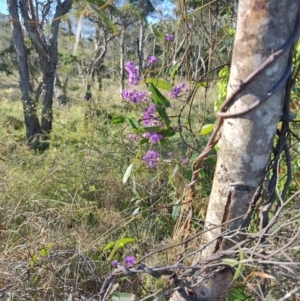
left=0, top=73, right=217, bottom=300
left=1, top=73, right=300, bottom=300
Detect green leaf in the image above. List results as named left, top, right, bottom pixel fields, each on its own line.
left=128, top=117, right=139, bottom=130
left=40, top=249, right=47, bottom=256
left=150, top=24, right=164, bottom=39
left=190, top=152, right=199, bottom=161
left=156, top=106, right=170, bottom=128
left=134, top=199, right=141, bottom=205
left=169, top=62, right=179, bottom=79
left=171, top=164, right=179, bottom=179
left=139, top=126, right=161, bottom=133
left=199, top=124, right=214, bottom=136
left=115, top=238, right=134, bottom=249
left=196, top=82, right=208, bottom=88
left=30, top=253, right=38, bottom=267
left=185, top=169, right=192, bottom=180
left=39, top=243, right=53, bottom=256
left=132, top=207, right=140, bottom=215
left=172, top=200, right=181, bottom=221
left=33, top=274, right=39, bottom=283
left=158, top=127, right=176, bottom=137
left=238, top=246, right=244, bottom=261
left=112, top=293, right=135, bottom=301
left=149, top=83, right=171, bottom=108
left=232, top=247, right=244, bottom=282
left=123, top=163, right=133, bottom=184
left=219, top=66, right=229, bottom=77
left=222, top=258, right=239, bottom=267
left=103, top=241, right=115, bottom=251
left=146, top=78, right=172, bottom=91
left=89, top=5, right=118, bottom=35
left=112, top=116, right=125, bottom=124
left=139, top=138, right=149, bottom=145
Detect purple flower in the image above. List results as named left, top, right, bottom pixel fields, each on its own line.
left=182, top=158, right=189, bottom=164
left=143, top=132, right=163, bottom=143
left=143, top=105, right=162, bottom=126
left=165, top=34, right=174, bottom=42
left=128, top=134, right=138, bottom=142
left=124, top=256, right=136, bottom=267
left=167, top=152, right=173, bottom=157
left=149, top=133, right=163, bottom=143
left=147, top=55, right=158, bottom=66
left=111, top=260, right=119, bottom=267
left=143, top=150, right=160, bottom=167
left=125, top=61, right=140, bottom=85
left=169, top=83, right=187, bottom=99
left=122, top=90, right=147, bottom=104
left=143, top=104, right=156, bottom=125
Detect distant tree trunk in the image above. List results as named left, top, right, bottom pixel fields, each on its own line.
left=7, top=0, right=41, bottom=141
left=83, top=30, right=113, bottom=104
left=54, top=73, right=68, bottom=108
left=119, top=29, right=124, bottom=98
left=96, top=68, right=103, bottom=95
left=138, top=19, right=144, bottom=73
left=19, top=0, right=73, bottom=139
left=82, top=27, right=116, bottom=126
left=40, top=0, right=73, bottom=137
left=170, top=1, right=300, bottom=300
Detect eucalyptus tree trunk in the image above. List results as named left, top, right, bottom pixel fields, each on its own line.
left=19, top=0, right=73, bottom=139
left=41, top=0, right=73, bottom=136
left=7, top=0, right=41, bottom=141
left=138, top=19, right=145, bottom=74
left=137, top=0, right=145, bottom=74
left=119, top=29, right=125, bottom=98
left=170, top=1, right=300, bottom=300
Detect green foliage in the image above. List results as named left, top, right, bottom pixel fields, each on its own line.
left=146, top=78, right=172, bottom=91
left=169, top=63, right=179, bottom=81
left=112, top=292, right=135, bottom=301
left=58, top=51, right=77, bottom=65
left=90, top=5, right=118, bottom=35
left=227, top=285, right=252, bottom=301
left=123, top=163, right=134, bottom=183
left=30, top=243, right=54, bottom=267
left=216, top=66, right=229, bottom=111
left=150, top=24, right=164, bottom=39
left=199, top=124, right=214, bottom=136
left=103, top=237, right=135, bottom=260
left=3, top=1, right=300, bottom=298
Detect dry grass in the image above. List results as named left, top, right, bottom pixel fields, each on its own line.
left=1, top=73, right=300, bottom=300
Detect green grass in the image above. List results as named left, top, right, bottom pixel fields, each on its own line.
left=0, top=75, right=220, bottom=299
left=2, top=74, right=299, bottom=300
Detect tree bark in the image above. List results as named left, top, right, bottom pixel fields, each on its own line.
left=170, top=1, right=300, bottom=300
left=119, top=29, right=125, bottom=98
left=7, top=0, right=41, bottom=141
left=19, top=0, right=72, bottom=139
left=54, top=73, right=67, bottom=108
left=40, top=0, right=73, bottom=137
left=138, top=19, right=144, bottom=74
left=201, top=0, right=300, bottom=260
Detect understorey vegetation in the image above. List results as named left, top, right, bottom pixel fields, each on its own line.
left=1, top=1, right=300, bottom=300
